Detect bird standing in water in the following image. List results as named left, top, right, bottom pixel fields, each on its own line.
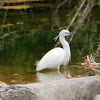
left=36, top=30, right=75, bottom=71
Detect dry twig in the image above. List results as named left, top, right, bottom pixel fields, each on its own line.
left=85, top=55, right=100, bottom=75
left=66, top=70, right=72, bottom=79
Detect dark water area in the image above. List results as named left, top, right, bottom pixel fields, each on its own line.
left=0, top=1, right=100, bottom=84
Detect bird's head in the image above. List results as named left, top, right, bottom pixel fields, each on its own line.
left=59, top=30, right=75, bottom=37
left=54, top=30, right=76, bottom=41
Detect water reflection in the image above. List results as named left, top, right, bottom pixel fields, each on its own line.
left=37, top=71, right=66, bottom=82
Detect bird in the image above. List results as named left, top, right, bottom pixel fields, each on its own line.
left=36, top=30, right=75, bottom=71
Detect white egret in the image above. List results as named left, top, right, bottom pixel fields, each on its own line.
left=36, top=30, right=75, bottom=71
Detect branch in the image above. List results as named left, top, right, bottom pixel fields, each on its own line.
left=56, top=0, right=68, bottom=10
left=53, top=0, right=68, bottom=15
left=81, top=63, right=100, bottom=66
left=0, top=1, right=9, bottom=34
left=66, top=0, right=86, bottom=30
left=55, top=0, right=86, bottom=46
left=74, top=0, right=94, bottom=32
left=85, top=55, right=100, bottom=75
left=66, top=70, right=72, bottom=79
left=69, top=0, right=94, bottom=43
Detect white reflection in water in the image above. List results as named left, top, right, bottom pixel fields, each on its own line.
left=37, top=71, right=66, bottom=82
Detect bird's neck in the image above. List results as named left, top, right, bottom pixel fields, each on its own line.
left=59, top=36, right=70, bottom=52
left=59, top=35, right=71, bottom=65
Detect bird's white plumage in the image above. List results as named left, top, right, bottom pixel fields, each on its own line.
left=36, top=30, right=74, bottom=71
left=36, top=47, right=67, bottom=71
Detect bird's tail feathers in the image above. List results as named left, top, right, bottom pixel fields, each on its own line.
left=36, top=64, right=45, bottom=71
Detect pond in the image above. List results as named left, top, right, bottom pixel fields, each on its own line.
left=0, top=1, right=100, bottom=84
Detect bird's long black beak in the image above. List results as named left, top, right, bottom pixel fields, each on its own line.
left=69, top=32, right=77, bottom=35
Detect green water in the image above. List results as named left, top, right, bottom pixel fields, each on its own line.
left=0, top=1, right=100, bottom=84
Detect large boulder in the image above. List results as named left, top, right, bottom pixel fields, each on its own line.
left=0, top=75, right=100, bottom=100
left=94, top=94, right=100, bottom=100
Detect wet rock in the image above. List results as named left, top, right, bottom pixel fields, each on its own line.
left=0, top=76, right=100, bottom=100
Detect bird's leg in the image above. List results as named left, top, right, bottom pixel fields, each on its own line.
left=63, top=65, right=66, bottom=72
left=57, top=65, right=60, bottom=71
left=57, top=66, right=62, bottom=75
left=57, top=66, right=66, bottom=76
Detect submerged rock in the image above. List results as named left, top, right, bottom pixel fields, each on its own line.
left=0, top=76, right=100, bottom=100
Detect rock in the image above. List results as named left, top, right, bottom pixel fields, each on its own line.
left=0, top=85, right=36, bottom=100
left=0, top=75, right=100, bottom=100
left=94, top=94, right=100, bottom=100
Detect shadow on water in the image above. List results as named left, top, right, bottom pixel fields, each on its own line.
left=0, top=0, right=100, bottom=84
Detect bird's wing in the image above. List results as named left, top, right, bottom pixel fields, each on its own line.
left=37, top=47, right=65, bottom=69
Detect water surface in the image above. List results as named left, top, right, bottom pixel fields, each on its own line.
left=0, top=1, right=100, bottom=84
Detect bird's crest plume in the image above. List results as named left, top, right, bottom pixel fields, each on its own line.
left=54, top=35, right=59, bottom=41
